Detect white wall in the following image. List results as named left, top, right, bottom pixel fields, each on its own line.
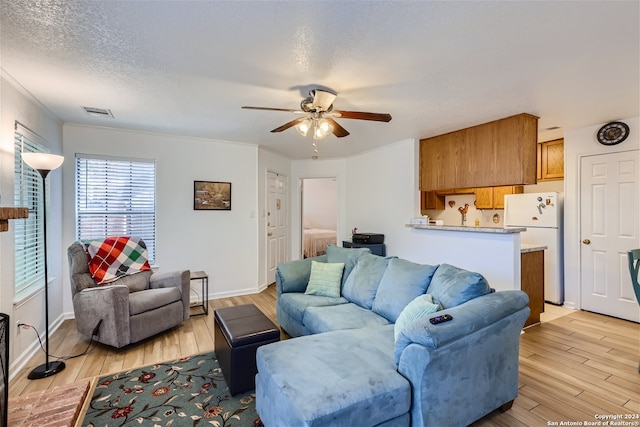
left=0, top=74, right=64, bottom=372
left=62, top=124, right=262, bottom=313
left=302, top=178, right=337, bottom=229
left=563, top=116, right=639, bottom=309
left=344, top=139, right=418, bottom=256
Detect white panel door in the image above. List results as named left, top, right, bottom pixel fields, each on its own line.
left=267, top=172, right=287, bottom=284
left=580, top=150, right=640, bottom=322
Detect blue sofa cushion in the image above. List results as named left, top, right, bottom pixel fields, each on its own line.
left=276, top=255, right=327, bottom=294
left=394, top=293, right=441, bottom=340
left=342, top=253, right=395, bottom=309
left=305, top=261, right=345, bottom=298
left=256, top=325, right=410, bottom=427
left=326, top=244, right=370, bottom=286
left=372, top=258, right=438, bottom=322
left=279, top=292, right=349, bottom=325
left=305, top=303, right=390, bottom=333
left=427, top=263, right=493, bottom=309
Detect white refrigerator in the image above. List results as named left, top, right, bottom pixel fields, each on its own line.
left=504, top=192, right=564, bottom=304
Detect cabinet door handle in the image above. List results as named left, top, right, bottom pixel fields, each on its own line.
left=267, top=232, right=273, bottom=237
left=582, top=239, right=591, bottom=245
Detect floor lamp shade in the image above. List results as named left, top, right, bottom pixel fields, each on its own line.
left=21, top=153, right=64, bottom=177
left=21, top=152, right=65, bottom=380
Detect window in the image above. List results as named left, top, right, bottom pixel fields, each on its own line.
left=75, top=154, right=156, bottom=263
left=14, top=123, right=48, bottom=295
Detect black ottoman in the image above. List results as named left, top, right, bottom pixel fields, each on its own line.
left=214, top=304, right=280, bottom=395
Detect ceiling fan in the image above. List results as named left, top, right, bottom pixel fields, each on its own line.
left=242, top=89, right=392, bottom=140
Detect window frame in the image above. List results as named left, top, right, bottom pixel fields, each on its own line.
left=75, top=154, right=157, bottom=264
left=13, top=122, right=49, bottom=299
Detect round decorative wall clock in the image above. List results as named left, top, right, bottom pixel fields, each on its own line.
left=596, top=121, right=629, bottom=146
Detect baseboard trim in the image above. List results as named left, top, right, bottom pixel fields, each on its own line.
left=9, top=313, right=65, bottom=382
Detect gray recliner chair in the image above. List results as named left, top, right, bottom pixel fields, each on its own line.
left=68, top=241, right=190, bottom=348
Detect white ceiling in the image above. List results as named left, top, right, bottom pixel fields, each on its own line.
left=1, top=1, right=638, bottom=160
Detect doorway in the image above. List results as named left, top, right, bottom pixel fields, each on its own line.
left=301, top=178, right=338, bottom=258
left=267, top=171, right=287, bottom=284
left=580, top=150, right=640, bottom=322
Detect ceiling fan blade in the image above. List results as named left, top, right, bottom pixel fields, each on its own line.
left=271, top=117, right=307, bottom=133
left=325, top=117, right=350, bottom=138
left=311, top=90, right=337, bottom=111
left=242, top=106, right=304, bottom=114
left=332, top=110, right=392, bottom=122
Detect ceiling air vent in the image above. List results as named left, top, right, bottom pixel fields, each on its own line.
left=82, top=107, right=114, bottom=118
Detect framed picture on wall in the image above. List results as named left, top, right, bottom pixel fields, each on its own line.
left=194, top=181, right=231, bottom=210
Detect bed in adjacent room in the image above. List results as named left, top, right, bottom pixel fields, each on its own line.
left=303, top=228, right=337, bottom=258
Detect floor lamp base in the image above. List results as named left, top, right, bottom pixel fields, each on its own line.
left=27, top=360, right=66, bottom=380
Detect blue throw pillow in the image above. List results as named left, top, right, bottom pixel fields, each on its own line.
left=326, top=244, right=370, bottom=285
left=305, top=261, right=345, bottom=298
left=342, top=253, right=395, bottom=309
left=427, top=263, right=492, bottom=309
left=394, top=294, right=441, bottom=340
left=372, top=258, right=438, bottom=322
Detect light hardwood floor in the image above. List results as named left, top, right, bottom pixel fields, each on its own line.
left=9, top=285, right=640, bottom=426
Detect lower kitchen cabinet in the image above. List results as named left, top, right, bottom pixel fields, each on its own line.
left=521, top=249, right=544, bottom=327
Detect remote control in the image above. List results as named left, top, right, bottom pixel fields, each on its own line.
left=429, top=314, right=453, bottom=324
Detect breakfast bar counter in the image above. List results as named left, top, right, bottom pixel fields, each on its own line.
left=405, top=224, right=526, bottom=234
left=404, top=223, right=525, bottom=293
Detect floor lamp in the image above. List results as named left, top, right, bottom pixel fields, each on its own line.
left=21, top=152, right=65, bottom=380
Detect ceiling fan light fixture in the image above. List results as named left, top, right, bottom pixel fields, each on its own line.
left=295, top=118, right=312, bottom=137
left=314, top=118, right=333, bottom=139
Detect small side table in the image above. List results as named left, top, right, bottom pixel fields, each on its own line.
left=342, top=241, right=386, bottom=256
left=190, top=271, right=209, bottom=316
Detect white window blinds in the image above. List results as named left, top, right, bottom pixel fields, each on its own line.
left=75, top=154, right=156, bottom=263
left=14, top=123, right=47, bottom=295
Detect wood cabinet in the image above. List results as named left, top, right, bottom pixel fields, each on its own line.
left=537, top=138, right=564, bottom=181
left=420, top=191, right=445, bottom=211
left=474, top=187, right=493, bottom=209
left=435, top=188, right=475, bottom=195
left=474, top=186, right=523, bottom=209
left=521, top=250, right=544, bottom=327
left=422, top=188, right=476, bottom=212
left=420, top=113, right=538, bottom=191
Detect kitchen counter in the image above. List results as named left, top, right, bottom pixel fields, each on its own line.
left=521, top=244, right=547, bottom=253
left=405, top=222, right=524, bottom=292
left=405, top=224, right=526, bottom=234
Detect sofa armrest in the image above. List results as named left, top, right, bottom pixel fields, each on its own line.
left=394, top=290, right=530, bottom=427
left=275, top=255, right=327, bottom=295
left=150, top=270, right=191, bottom=320
left=395, top=290, right=529, bottom=361
left=72, top=285, right=131, bottom=348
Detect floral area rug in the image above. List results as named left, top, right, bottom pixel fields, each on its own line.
left=82, top=352, right=263, bottom=427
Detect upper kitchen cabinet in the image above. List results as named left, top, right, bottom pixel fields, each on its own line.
left=537, top=138, right=564, bottom=181
left=475, top=185, right=524, bottom=209
left=420, top=113, right=539, bottom=191
left=474, top=186, right=523, bottom=209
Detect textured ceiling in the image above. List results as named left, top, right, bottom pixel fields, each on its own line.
left=1, top=1, right=638, bottom=159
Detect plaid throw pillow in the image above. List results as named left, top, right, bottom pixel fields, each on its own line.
left=86, top=236, right=151, bottom=285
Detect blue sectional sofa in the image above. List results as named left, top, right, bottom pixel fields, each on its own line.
left=256, top=245, right=530, bottom=427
